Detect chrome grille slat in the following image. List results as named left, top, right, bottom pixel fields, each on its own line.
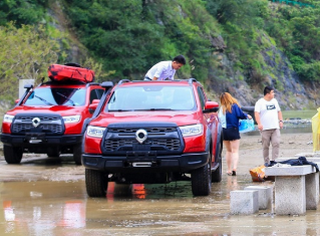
left=11, top=114, right=64, bottom=135
left=102, top=126, right=182, bottom=153
left=108, top=127, right=176, bottom=133
left=104, top=138, right=181, bottom=152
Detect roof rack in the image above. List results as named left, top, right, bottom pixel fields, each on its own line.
left=41, top=80, right=86, bottom=86
left=188, top=78, right=197, bottom=84
left=118, top=79, right=131, bottom=85
left=116, top=78, right=198, bottom=85
left=86, top=82, right=100, bottom=87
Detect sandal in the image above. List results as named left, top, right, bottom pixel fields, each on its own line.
left=227, top=172, right=232, bottom=176
left=232, top=170, right=236, bottom=176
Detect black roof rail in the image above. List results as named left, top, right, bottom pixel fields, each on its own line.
left=118, top=79, right=131, bottom=85
left=64, top=62, right=81, bottom=67
left=188, top=78, right=197, bottom=84
left=86, top=82, right=100, bottom=87
left=101, top=81, right=114, bottom=89
left=16, top=84, right=34, bottom=107
left=23, top=84, right=34, bottom=90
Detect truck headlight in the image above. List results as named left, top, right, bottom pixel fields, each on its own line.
left=63, top=115, right=81, bottom=124
left=87, top=125, right=106, bottom=138
left=179, top=124, right=203, bottom=137
left=3, top=114, right=14, bottom=123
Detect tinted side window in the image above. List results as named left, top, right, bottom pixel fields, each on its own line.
left=90, top=89, right=104, bottom=104
left=197, top=87, right=206, bottom=110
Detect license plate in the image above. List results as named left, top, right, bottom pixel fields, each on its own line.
left=132, top=162, right=152, bottom=167
left=126, top=151, right=157, bottom=161
left=29, top=137, right=42, bottom=144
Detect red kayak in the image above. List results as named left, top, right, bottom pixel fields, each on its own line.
left=48, top=63, right=95, bottom=83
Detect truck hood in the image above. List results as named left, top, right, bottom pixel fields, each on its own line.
left=5, top=105, right=84, bottom=117
left=90, top=110, right=202, bottom=127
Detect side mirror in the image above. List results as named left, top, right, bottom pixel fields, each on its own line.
left=24, top=84, right=34, bottom=90
left=101, top=81, right=114, bottom=90
left=203, top=101, right=219, bottom=113
left=89, top=99, right=100, bottom=114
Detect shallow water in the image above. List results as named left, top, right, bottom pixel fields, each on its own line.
left=0, top=126, right=318, bottom=235
left=1, top=173, right=320, bottom=236
left=245, top=123, right=312, bottom=136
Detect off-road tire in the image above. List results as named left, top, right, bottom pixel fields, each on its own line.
left=211, top=157, right=222, bottom=182
left=85, top=169, right=108, bottom=197
left=191, top=153, right=212, bottom=196
left=4, top=145, right=23, bottom=164
left=73, top=144, right=82, bottom=165
left=212, top=137, right=223, bottom=182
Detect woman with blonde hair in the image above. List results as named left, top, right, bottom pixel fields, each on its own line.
left=219, top=92, right=252, bottom=176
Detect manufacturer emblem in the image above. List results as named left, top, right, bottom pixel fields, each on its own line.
left=135, top=129, right=148, bottom=144
left=32, top=117, right=41, bottom=128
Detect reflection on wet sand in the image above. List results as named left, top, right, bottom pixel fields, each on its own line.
left=0, top=128, right=318, bottom=235
left=0, top=181, right=87, bottom=235
left=1, top=177, right=320, bottom=236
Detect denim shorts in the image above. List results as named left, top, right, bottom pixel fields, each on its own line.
left=223, top=127, right=240, bottom=141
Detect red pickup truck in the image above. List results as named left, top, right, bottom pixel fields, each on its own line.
left=82, top=78, right=223, bottom=196
left=0, top=64, right=105, bottom=164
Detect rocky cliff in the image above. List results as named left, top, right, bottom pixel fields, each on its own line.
left=207, top=33, right=320, bottom=110
left=48, top=1, right=320, bottom=111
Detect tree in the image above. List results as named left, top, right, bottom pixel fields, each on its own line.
left=0, top=22, right=60, bottom=104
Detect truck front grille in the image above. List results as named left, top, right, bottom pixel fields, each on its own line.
left=104, top=138, right=181, bottom=152
left=101, top=123, right=184, bottom=154
left=11, top=114, right=64, bottom=135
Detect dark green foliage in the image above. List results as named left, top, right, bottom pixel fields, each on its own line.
left=61, top=0, right=222, bottom=81
left=3, top=0, right=320, bottom=86
left=64, top=0, right=168, bottom=78
left=205, top=0, right=270, bottom=78
left=265, top=4, right=320, bottom=81
left=0, top=0, right=48, bottom=26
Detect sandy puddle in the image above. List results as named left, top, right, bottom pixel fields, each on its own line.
left=0, top=127, right=319, bottom=235
left=1, top=173, right=320, bottom=236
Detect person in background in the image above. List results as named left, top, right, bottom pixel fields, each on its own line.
left=144, top=55, right=186, bottom=81
left=254, top=86, right=283, bottom=167
left=219, top=92, right=252, bottom=176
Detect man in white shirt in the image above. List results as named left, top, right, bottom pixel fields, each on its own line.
left=144, top=55, right=186, bottom=81
left=254, top=86, right=283, bottom=167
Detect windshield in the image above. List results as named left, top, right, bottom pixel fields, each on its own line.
left=106, top=85, right=196, bottom=111
left=24, top=87, right=86, bottom=106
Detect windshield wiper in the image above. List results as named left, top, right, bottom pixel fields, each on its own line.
left=148, top=108, right=174, bottom=111
left=108, top=109, right=127, bottom=112
left=57, top=92, right=76, bottom=106
left=34, top=95, right=54, bottom=105
left=126, top=108, right=174, bottom=111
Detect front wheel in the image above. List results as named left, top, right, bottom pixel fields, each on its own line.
left=212, top=137, right=223, bottom=182
left=73, top=144, right=82, bottom=165
left=4, top=145, right=23, bottom=164
left=191, top=154, right=212, bottom=196
left=85, top=169, right=109, bottom=197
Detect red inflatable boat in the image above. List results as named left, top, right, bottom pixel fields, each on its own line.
left=48, top=63, right=95, bottom=83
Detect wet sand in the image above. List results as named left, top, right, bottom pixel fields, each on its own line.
left=0, top=131, right=319, bottom=235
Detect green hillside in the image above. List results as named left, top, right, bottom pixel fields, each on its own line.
left=1, top=0, right=320, bottom=109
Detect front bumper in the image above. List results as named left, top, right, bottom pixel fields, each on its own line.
left=82, top=152, right=209, bottom=173
left=0, top=133, right=83, bottom=147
